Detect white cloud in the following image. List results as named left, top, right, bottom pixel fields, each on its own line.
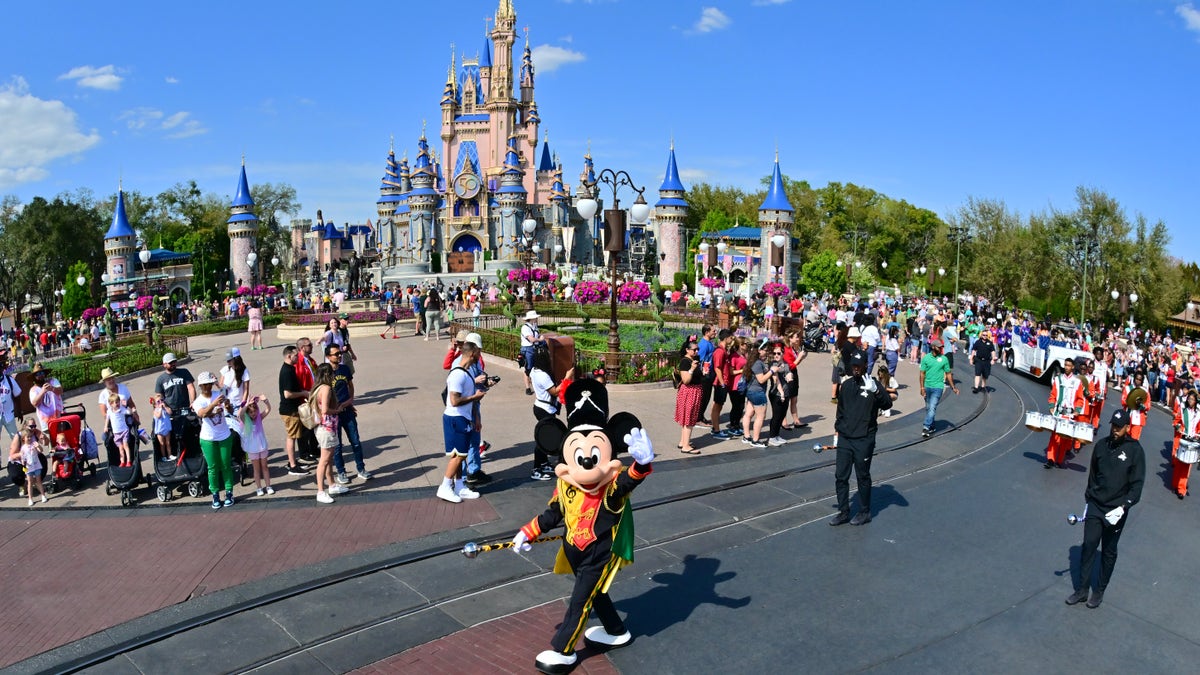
left=1177, top=3, right=1200, bottom=37
left=161, top=111, right=207, bottom=139
left=165, top=76, right=180, bottom=84
left=117, top=107, right=207, bottom=138
left=531, top=44, right=586, bottom=73
left=0, top=77, right=100, bottom=189
left=119, top=107, right=164, bottom=130
left=693, top=7, right=731, bottom=33
left=58, top=64, right=123, bottom=91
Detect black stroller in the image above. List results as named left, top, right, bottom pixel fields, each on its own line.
left=804, top=317, right=829, bottom=352
left=102, top=413, right=146, bottom=507
left=149, top=413, right=208, bottom=502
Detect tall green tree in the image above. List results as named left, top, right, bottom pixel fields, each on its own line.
left=62, top=261, right=93, bottom=319
left=802, top=250, right=847, bottom=296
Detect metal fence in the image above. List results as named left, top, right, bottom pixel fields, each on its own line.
left=448, top=318, right=679, bottom=385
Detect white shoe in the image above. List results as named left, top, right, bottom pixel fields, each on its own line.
left=316, top=491, right=334, bottom=504
left=436, top=483, right=462, bottom=503
left=27, top=499, right=33, bottom=507
left=265, top=486, right=275, bottom=495
left=535, top=650, right=577, bottom=673
left=583, top=626, right=632, bottom=647
left=256, top=488, right=265, bottom=496
left=882, top=410, right=892, bottom=418
left=458, top=485, right=480, bottom=499
left=328, top=483, right=349, bottom=495
left=768, top=437, right=786, bottom=447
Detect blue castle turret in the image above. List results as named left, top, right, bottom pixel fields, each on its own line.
left=103, top=182, right=138, bottom=300
left=758, top=153, right=794, bottom=288
left=227, top=159, right=258, bottom=288
left=654, top=142, right=689, bottom=283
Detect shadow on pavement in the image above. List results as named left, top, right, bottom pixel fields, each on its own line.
left=615, top=554, right=751, bottom=638
left=872, top=483, right=909, bottom=516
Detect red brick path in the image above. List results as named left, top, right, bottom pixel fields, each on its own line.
left=353, top=601, right=619, bottom=675
left=0, top=498, right=497, bottom=668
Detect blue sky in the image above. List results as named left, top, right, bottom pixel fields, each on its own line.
left=2, top=1, right=1198, bottom=263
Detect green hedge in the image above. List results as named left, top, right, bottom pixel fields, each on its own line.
left=161, top=313, right=289, bottom=338
left=45, top=337, right=189, bottom=392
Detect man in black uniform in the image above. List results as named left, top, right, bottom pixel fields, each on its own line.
left=1066, top=408, right=1145, bottom=609
left=969, top=329, right=996, bottom=393
left=830, top=349, right=895, bottom=526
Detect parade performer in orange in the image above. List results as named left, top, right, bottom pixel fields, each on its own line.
left=1171, top=390, right=1200, bottom=499
left=1046, top=357, right=1087, bottom=468
left=1120, top=371, right=1150, bottom=442
left=512, top=378, right=652, bottom=674
left=1089, top=348, right=1110, bottom=430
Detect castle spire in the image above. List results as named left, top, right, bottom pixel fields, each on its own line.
left=538, top=131, right=554, bottom=172
left=105, top=184, right=136, bottom=239
left=758, top=156, right=793, bottom=213
left=659, top=143, right=685, bottom=193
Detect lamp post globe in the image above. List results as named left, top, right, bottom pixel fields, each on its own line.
left=101, top=273, right=109, bottom=283
left=881, top=261, right=888, bottom=269
left=630, top=194, right=651, bottom=225
left=522, top=218, right=538, bottom=236
left=770, top=234, right=787, bottom=249
left=139, top=249, right=151, bottom=265
left=1130, top=292, right=1138, bottom=304
left=1112, top=289, right=1120, bottom=300
left=576, top=198, right=598, bottom=222
left=77, top=275, right=86, bottom=287
left=271, top=256, right=279, bottom=267
left=920, top=266, right=927, bottom=275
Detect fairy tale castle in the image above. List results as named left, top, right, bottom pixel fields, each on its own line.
left=373, top=0, right=592, bottom=278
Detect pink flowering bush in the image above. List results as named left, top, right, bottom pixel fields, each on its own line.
left=617, top=280, right=651, bottom=304
left=508, top=268, right=557, bottom=283
left=700, top=277, right=725, bottom=290
left=236, top=285, right=252, bottom=296
left=81, top=306, right=108, bottom=321
left=574, top=280, right=610, bottom=305
left=762, top=282, right=790, bottom=298
left=136, top=296, right=153, bottom=311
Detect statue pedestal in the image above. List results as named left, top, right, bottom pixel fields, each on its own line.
left=338, top=298, right=378, bottom=313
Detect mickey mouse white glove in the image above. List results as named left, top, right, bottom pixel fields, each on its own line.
left=624, top=427, right=655, bottom=465
left=511, top=530, right=531, bottom=553
left=1105, top=505, right=1125, bottom=525
left=864, top=376, right=878, bottom=393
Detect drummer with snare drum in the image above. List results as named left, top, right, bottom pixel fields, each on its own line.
left=1170, top=389, right=1200, bottom=499
left=1046, top=357, right=1088, bottom=469
left=1120, top=371, right=1150, bottom=442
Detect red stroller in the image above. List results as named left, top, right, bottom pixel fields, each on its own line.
left=45, top=405, right=97, bottom=493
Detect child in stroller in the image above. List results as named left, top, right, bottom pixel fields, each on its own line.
left=45, top=406, right=95, bottom=493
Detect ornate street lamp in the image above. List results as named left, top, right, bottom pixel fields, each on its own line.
left=521, top=218, right=538, bottom=312
left=576, top=169, right=648, bottom=372
left=247, top=250, right=259, bottom=302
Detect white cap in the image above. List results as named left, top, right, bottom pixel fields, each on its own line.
left=465, top=332, right=483, bottom=348
left=162, top=352, right=178, bottom=365
left=196, top=371, right=217, bottom=385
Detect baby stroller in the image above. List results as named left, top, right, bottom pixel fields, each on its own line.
left=149, top=412, right=208, bottom=502
left=102, top=412, right=146, bottom=508
left=45, top=404, right=97, bottom=494
left=804, top=317, right=829, bottom=353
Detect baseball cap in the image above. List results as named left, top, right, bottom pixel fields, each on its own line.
left=196, top=371, right=217, bottom=385
left=847, top=350, right=867, bottom=368
left=465, top=332, right=483, bottom=349
left=1109, top=409, right=1130, bottom=428
left=162, top=352, right=178, bottom=365
left=929, top=338, right=944, bottom=348
left=225, top=347, right=241, bottom=360
left=455, top=329, right=471, bottom=343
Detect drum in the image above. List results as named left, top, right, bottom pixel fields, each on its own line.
left=1037, top=413, right=1060, bottom=431
left=1068, top=420, right=1094, bottom=445
left=1025, top=411, right=1045, bottom=431
left=1178, top=438, right=1200, bottom=464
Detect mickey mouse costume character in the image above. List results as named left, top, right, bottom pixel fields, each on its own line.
left=512, top=378, right=654, bottom=674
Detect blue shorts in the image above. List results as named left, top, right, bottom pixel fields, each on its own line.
left=746, top=389, right=768, bottom=407
left=442, top=415, right=472, bottom=458
left=26, top=469, right=41, bottom=478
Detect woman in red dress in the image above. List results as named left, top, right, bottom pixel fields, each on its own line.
left=674, top=337, right=704, bottom=455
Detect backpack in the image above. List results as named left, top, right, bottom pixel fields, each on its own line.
left=298, top=386, right=325, bottom=430
left=80, top=427, right=99, bottom=460
left=441, top=367, right=470, bottom=405
left=736, top=370, right=749, bottom=394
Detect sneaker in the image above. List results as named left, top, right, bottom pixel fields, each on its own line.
left=1086, top=590, right=1104, bottom=608
left=479, top=441, right=492, bottom=454
left=265, top=486, right=275, bottom=495
left=287, top=465, right=310, bottom=476
left=223, top=493, right=234, bottom=507
left=850, top=511, right=872, bottom=526
left=458, top=485, right=480, bottom=499
left=392, top=335, right=400, bottom=339
left=922, top=427, right=932, bottom=437
left=328, top=484, right=349, bottom=495
left=256, top=488, right=265, bottom=496
left=212, top=495, right=222, bottom=510
left=881, top=410, right=892, bottom=418
left=1044, top=460, right=1055, bottom=470
left=316, top=490, right=335, bottom=504
left=335, top=472, right=351, bottom=485
left=712, top=429, right=731, bottom=440
left=165, top=455, right=177, bottom=461
left=729, top=428, right=744, bottom=437
left=380, top=333, right=387, bottom=339
left=465, top=470, right=492, bottom=486
left=40, top=495, right=47, bottom=503
left=829, top=512, right=851, bottom=526
left=27, top=498, right=33, bottom=507
left=356, top=469, right=373, bottom=480
left=741, top=436, right=753, bottom=445
left=748, top=439, right=768, bottom=448
left=530, top=468, right=553, bottom=481
left=1065, top=588, right=1089, bottom=606
left=768, top=437, right=786, bottom=447
left=436, top=483, right=462, bottom=503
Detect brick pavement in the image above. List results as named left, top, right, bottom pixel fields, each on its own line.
left=352, top=601, right=619, bottom=675
left=0, top=497, right=497, bottom=669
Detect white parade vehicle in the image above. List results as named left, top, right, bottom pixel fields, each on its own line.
left=1004, top=338, right=1093, bottom=382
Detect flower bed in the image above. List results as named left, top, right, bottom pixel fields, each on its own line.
left=287, top=308, right=415, bottom=325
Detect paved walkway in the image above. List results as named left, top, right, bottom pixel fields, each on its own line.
left=0, top=326, right=933, bottom=669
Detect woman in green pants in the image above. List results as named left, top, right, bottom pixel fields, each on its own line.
left=193, top=371, right=235, bottom=509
